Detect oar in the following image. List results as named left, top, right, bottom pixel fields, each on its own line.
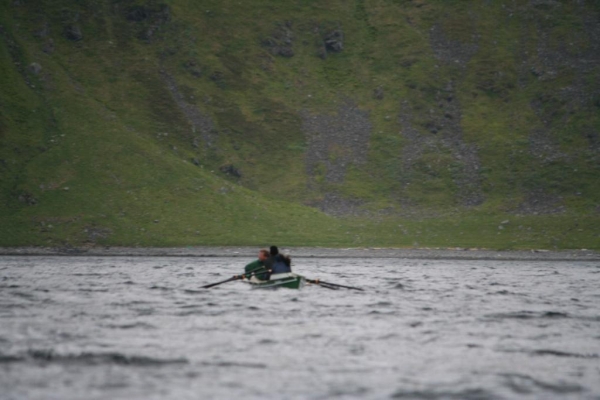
left=305, top=279, right=338, bottom=290
left=201, top=268, right=270, bottom=289
left=306, top=278, right=364, bottom=291
left=201, top=275, right=243, bottom=289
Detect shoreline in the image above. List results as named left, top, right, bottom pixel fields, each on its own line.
left=1, top=246, right=599, bottom=261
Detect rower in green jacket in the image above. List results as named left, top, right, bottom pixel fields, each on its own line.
left=244, top=249, right=270, bottom=281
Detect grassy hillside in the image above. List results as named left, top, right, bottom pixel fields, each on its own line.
left=1, top=0, right=599, bottom=249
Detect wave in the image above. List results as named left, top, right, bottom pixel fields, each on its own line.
left=200, top=361, right=267, bottom=369
left=530, top=349, right=599, bottom=359
left=105, top=322, right=157, bottom=330
left=257, top=338, right=277, bottom=345
left=369, top=301, right=394, bottom=307
left=501, top=373, right=584, bottom=394
left=9, top=291, right=36, bottom=300
left=176, top=310, right=207, bottom=316
left=78, top=288, right=109, bottom=292
left=483, top=311, right=569, bottom=320
left=498, top=347, right=599, bottom=359
left=367, top=310, right=397, bottom=315
left=183, top=289, right=205, bottom=294
left=0, top=349, right=187, bottom=366
left=149, top=285, right=172, bottom=291
left=483, top=311, right=600, bottom=325
left=391, top=387, right=499, bottom=399
left=0, top=302, right=28, bottom=309
left=0, top=354, right=22, bottom=363
left=491, top=290, right=526, bottom=296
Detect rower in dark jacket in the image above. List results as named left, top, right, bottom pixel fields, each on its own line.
left=265, top=246, right=292, bottom=275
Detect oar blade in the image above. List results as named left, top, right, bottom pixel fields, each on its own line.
left=320, top=280, right=364, bottom=291
left=306, top=278, right=364, bottom=291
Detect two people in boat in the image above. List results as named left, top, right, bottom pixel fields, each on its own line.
left=244, top=246, right=291, bottom=282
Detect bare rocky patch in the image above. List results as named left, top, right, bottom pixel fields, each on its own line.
left=160, top=71, right=215, bottom=149
left=301, top=101, right=372, bottom=215
left=84, top=226, right=113, bottom=244
left=302, top=101, right=372, bottom=185
left=511, top=189, right=565, bottom=216
left=311, top=193, right=364, bottom=217
left=429, top=23, right=479, bottom=67
left=512, top=2, right=600, bottom=213
left=396, top=23, right=483, bottom=207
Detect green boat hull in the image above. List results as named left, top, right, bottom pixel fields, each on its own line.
left=248, top=273, right=305, bottom=289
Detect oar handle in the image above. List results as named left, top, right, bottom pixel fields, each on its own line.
left=243, top=267, right=269, bottom=278
left=306, top=279, right=338, bottom=290
left=242, top=268, right=271, bottom=280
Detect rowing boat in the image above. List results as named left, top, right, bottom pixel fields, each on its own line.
left=246, top=272, right=306, bottom=289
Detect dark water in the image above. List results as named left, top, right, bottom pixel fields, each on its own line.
left=1, top=256, right=599, bottom=400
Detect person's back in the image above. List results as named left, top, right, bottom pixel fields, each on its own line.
left=268, top=246, right=292, bottom=275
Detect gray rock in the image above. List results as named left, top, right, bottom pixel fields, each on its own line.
left=219, top=164, right=241, bottom=178
left=262, top=23, right=295, bottom=57
left=28, top=62, right=42, bottom=75
left=18, top=193, right=37, bottom=206
left=64, top=25, right=82, bottom=41
left=324, top=29, right=344, bottom=53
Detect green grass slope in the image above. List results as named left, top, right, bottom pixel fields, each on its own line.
left=1, top=0, right=599, bottom=249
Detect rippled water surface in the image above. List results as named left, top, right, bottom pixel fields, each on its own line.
left=1, top=256, right=599, bottom=399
